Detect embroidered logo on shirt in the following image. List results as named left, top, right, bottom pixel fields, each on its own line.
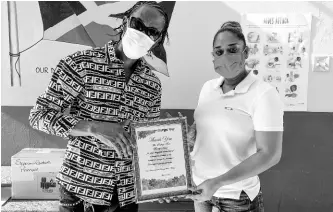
left=225, top=106, right=251, bottom=116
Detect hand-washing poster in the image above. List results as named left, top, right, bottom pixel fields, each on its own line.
left=241, top=13, right=312, bottom=111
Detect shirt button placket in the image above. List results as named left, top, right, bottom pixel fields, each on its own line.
left=118, top=80, right=127, bottom=123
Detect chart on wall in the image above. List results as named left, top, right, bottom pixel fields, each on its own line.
left=241, top=13, right=312, bottom=111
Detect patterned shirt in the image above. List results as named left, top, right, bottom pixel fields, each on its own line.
left=29, top=41, right=162, bottom=207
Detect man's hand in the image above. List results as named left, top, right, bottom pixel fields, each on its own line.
left=165, top=112, right=196, bottom=148
left=90, top=120, right=135, bottom=158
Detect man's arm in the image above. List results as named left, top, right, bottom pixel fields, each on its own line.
left=29, top=55, right=84, bottom=138
left=29, top=55, right=133, bottom=157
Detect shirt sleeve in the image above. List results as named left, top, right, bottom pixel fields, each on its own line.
left=29, top=55, right=84, bottom=139
left=146, top=89, right=162, bottom=121
left=252, top=87, right=284, bottom=131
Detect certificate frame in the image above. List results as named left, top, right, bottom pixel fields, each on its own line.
left=130, top=117, right=193, bottom=203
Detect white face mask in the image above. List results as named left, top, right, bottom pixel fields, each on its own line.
left=122, top=25, right=155, bottom=59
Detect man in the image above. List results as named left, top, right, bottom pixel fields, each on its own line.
left=29, top=2, right=172, bottom=211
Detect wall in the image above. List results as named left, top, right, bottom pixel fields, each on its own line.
left=159, top=1, right=333, bottom=111
left=1, top=1, right=333, bottom=111
left=1, top=1, right=333, bottom=211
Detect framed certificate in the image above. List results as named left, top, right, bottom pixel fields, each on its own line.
left=130, top=117, right=193, bottom=203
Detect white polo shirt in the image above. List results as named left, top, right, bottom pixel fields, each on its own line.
left=190, top=72, right=284, bottom=201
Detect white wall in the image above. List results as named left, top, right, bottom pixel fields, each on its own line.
left=2, top=1, right=333, bottom=112
left=1, top=1, right=89, bottom=105
left=159, top=1, right=333, bottom=111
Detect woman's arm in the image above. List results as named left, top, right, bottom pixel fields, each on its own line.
left=215, top=86, right=284, bottom=188
left=212, top=131, right=283, bottom=189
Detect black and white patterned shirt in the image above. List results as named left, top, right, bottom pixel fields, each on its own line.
left=29, top=41, right=162, bottom=206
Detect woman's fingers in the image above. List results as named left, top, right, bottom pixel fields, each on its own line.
left=170, top=196, right=178, bottom=202
left=156, top=197, right=179, bottom=203
left=164, top=198, right=171, bottom=203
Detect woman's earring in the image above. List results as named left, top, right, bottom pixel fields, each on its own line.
left=245, top=47, right=249, bottom=59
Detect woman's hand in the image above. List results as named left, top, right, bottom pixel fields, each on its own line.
left=156, top=196, right=179, bottom=203
left=185, top=178, right=219, bottom=202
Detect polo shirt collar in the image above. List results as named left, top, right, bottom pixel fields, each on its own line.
left=215, top=71, right=257, bottom=95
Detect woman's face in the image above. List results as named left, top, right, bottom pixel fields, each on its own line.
left=212, top=31, right=248, bottom=79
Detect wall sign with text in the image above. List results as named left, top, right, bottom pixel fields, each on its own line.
left=242, top=13, right=312, bottom=111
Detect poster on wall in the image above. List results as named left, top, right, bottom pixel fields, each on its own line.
left=241, top=13, right=312, bottom=111
left=2, top=1, right=175, bottom=106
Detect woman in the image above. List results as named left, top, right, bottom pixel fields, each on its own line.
left=29, top=1, right=173, bottom=212
left=186, top=21, right=284, bottom=212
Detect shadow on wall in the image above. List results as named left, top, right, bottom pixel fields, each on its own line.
left=309, top=1, right=333, bottom=19
left=1, top=106, right=66, bottom=165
